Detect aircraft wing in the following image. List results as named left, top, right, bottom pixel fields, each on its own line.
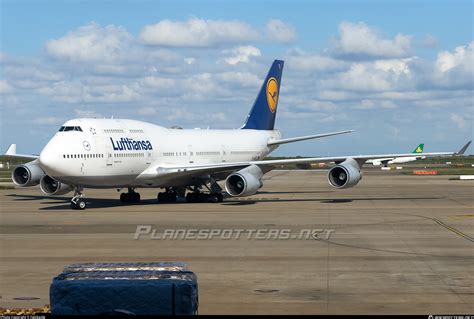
left=250, top=152, right=454, bottom=167
left=2, top=144, right=39, bottom=160
left=137, top=150, right=456, bottom=182
left=267, top=130, right=353, bottom=146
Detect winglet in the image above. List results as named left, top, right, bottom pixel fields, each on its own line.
left=5, top=144, right=16, bottom=155
left=455, top=140, right=471, bottom=155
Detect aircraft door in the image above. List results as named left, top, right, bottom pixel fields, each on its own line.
left=221, top=144, right=226, bottom=162
left=146, top=150, right=152, bottom=165
left=105, top=143, right=113, bottom=166
left=187, top=144, right=194, bottom=163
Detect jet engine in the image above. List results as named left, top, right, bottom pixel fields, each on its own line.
left=327, top=158, right=362, bottom=189
left=11, top=160, right=45, bottom=187
left=40, top=175, right=73, bottom=195
left=225, top=165, right=263, bottom=197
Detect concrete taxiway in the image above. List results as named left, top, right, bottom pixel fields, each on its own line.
left=0, top=170, right=473, bottom=314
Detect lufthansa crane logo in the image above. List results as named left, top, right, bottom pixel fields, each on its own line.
left=266, top=77, right=278, bottom=113
left=82, top=140, right=91, bottom=151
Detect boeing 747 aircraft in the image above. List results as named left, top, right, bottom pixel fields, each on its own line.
left=4, top=60, right=469, bottom=209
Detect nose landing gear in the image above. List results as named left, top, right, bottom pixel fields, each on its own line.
left=71, top=186, right=86, bottom=210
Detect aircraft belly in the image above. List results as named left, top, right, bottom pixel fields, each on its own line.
left=54, top=174, right=139, bottom=188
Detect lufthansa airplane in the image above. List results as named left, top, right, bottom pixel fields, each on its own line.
left=4, top=60, right=468, bottom=209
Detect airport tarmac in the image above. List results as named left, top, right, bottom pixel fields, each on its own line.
left=0, top=170, right=473, bottom=314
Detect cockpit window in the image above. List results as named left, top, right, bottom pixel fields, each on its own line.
left=59, top=126, right=83, bottom=132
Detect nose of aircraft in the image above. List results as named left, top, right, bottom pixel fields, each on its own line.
left=39, top=145, right=55, bottom=175
left=39, top=137, right=63, bottom=176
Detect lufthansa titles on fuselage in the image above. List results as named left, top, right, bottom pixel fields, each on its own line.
left=110, top=137, right=153, bottom=151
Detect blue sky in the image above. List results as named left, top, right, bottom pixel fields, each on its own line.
left=1, top=0, right=473, bottom=155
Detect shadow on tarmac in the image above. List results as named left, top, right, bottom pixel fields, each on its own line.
left=6, top=193, right=445, bottom=210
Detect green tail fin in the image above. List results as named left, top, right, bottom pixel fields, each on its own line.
left=412, top=143, right=424, bottom=154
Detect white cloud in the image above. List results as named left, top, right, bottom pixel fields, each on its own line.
left=32, top=117, right=64, bottom=125
left=450, top=114, right=467, bottom=129
left=74, top=109, right=103, bottom=118
left=334, top=21, right=412, bottom=59
left=140, top=18, right=259, bottom=47
left=265, top=19, right=296, bottom=43
left=36, top=81, right=84, bottom=103
left=321, top=63, right=398, bottom=92
left=358, top=99, right=376, bottom=109
left=217, top=71, right=260, bottom=87
left=354, top=99, right=398, bottom=110
left=286, top=49, right=347, bottom=71
left=184, top=57, right=196, bottom=65
left=46, top=22, right=133, bottom=62
left=83, top=84, right=140, bottom=103
left=0, top=80, right=13, bottom=94
left=293, top=100, right=338, bottom=112
left=374, top=58, right=413, bottom=75
left=436, top=42, right=473, bottom=73
left=140, top=76, right=176, bottom=90
left=222, top=46, right=261, bottom=65
left=137, top=107, right=157, bottom=115
left=320, top=58, right=415, bottom=92
left=431, top=42, right=474, bottom=89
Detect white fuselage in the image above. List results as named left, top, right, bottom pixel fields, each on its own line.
left=39, top=119, right=281, bottom=188
left=367, top=155, right=425, bottom=166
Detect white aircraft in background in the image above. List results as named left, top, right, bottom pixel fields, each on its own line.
left=3, top=60, right=469, bottom=209
left=367, top=143, right=426, bottom=167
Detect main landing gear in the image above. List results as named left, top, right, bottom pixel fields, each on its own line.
left=156, top=184, right=224, bottom=204
left=185, top=190, right=223, bottom=203
left=185, top=181, right=224, bottom=203
left=120, top=188, right=141, bottom=203
left=157, top=187, right=178, bottom=203
left=71, top=187, right=86, bottom=210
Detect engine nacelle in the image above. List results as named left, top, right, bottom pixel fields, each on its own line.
left=225, top=165, right=263, bottom=197
left=328, top=158, right=362, bottom=189
left=40, top=175, right=73, bottom=195
left=11, top=160, right=45, bottom=187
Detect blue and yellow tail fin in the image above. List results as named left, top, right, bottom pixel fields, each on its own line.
left=241, top=60, right=284, bottom=130
left=412, top=143, right=424, bottom=154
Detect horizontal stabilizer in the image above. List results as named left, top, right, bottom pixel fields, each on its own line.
left=267, top=130, right=354, bottom=146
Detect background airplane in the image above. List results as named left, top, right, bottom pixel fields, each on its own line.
left=367, top=143, right=426, bottom=167
left=3, top=60, right=467, bottom=209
